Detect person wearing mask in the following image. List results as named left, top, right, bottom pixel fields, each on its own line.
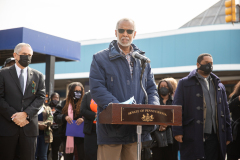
left=151, top=79, right=178, bottom=160
left=35, top=104, right=53, bottom=160
left=80, top=91, right=98, bottom=160
left=89, top=18, right=159, bottom=160
left=227, top=81, right=240, bottom=160
left=54, top=82, right=85, bottom=160
left=49, top=92, right=62, bottom=160
left=163, top=78, right=178, bottom=98
left=0, top=43, right=45, bottom=160
left=1, top=57, right=15, bottom=68
left=172, top=53, right=232, bottom=160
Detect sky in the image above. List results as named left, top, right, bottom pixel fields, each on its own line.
left=0, top=0, right=234, bottom=42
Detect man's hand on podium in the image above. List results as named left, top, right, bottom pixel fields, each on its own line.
left=174, top=135, right=183, bottom=143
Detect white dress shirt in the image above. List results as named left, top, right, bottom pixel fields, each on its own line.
left=15, top=63, right=28, bottom=94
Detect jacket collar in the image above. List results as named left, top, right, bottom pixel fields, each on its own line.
left=188, top=69, right=220, bottom=83
left=108, top=40, right=145, bottom=60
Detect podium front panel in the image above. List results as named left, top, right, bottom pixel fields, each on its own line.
left=122, top=107, right=174, bottom=123
left=99, top=104, right=182, bottom=126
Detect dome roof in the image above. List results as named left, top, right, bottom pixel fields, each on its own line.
left=180, top=0, right=239, bottom=28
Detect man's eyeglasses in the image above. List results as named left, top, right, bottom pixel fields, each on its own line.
left=118, top=29, right=134, bottom=34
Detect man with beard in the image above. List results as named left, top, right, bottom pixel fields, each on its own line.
left=172, top=53, right=232, bottom=160
left=89, top=18, right=159, bottom=160
left=0, top=43, right=45, bottom=160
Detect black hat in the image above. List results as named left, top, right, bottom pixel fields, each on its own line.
left=2, top=57, right=15, bottom=68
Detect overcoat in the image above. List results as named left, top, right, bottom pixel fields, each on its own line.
left=172, top=69, right=232, bottom=160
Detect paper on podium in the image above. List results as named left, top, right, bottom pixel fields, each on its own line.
left=120, top=96, right=136, bottom=104
left=66, top=120, right=85, bottom=137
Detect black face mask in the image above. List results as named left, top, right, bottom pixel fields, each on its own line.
left=198, top=63, right=213, bottom=75
left=51, top=100, right=59, bottom=106
left=159, top=87, right=169, bottom=96
left=74, top=91, right=81, bottom=99
left=18, top=55, right=31, bottom=67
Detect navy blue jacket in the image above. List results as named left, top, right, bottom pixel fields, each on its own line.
left=172, top=69, right=232, bottom=160
left=89, top=40, right=159, bottom=145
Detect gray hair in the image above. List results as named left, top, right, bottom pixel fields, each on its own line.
left=14, top=43, right=33, bottom=54
left=116, top=18, right=136, bottom=30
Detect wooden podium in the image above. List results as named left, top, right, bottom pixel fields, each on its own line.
left=99, top=103, right=182, bottom=126
left=99, top=103, right=182, bottom=160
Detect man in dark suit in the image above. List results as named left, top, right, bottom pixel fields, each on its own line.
left=0, top=43, right=45, bottom=160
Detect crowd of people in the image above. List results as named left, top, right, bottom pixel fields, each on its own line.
left=0, top=18, right=239, bottom=160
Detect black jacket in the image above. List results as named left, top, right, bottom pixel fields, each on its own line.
left=80, top=91, right=96, bottom=135
left=228, top=94, right=240, bottom=141
left=54, top=100, right=84, bottom=143
left=151, top=95, right=174, bottom=147
left=227, top=94, right=240, bottom=157
left=0, top=65, right=45, bottom=136
left=229, top=94, right=240, bottom=122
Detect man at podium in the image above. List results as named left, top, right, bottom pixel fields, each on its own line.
left=89, top=18, right=159, bottom=160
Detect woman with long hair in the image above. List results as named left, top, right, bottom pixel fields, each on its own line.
left=227, top=81, right=240, bottom=160
left=151, top=79, right=178, bottom=160
left=54, top=82, right=85, bottom=160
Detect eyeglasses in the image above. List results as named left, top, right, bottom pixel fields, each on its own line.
left=118, top=29, right=134, bottom=34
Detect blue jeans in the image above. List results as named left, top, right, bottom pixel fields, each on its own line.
left=35, top=134, right=49, bottom=160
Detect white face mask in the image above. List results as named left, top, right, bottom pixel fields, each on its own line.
left=74, top=91, right=81, bottom=99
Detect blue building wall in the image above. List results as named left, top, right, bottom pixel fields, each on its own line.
left=30, top=30, right=240, bottom=75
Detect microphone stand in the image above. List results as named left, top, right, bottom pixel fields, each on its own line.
left=137, top=59, right=148, bottom=160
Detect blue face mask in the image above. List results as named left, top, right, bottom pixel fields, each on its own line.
left=74, top=91, right=81, bottom=99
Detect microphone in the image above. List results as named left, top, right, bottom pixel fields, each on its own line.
left=132, top=52, right=151, bottom=63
